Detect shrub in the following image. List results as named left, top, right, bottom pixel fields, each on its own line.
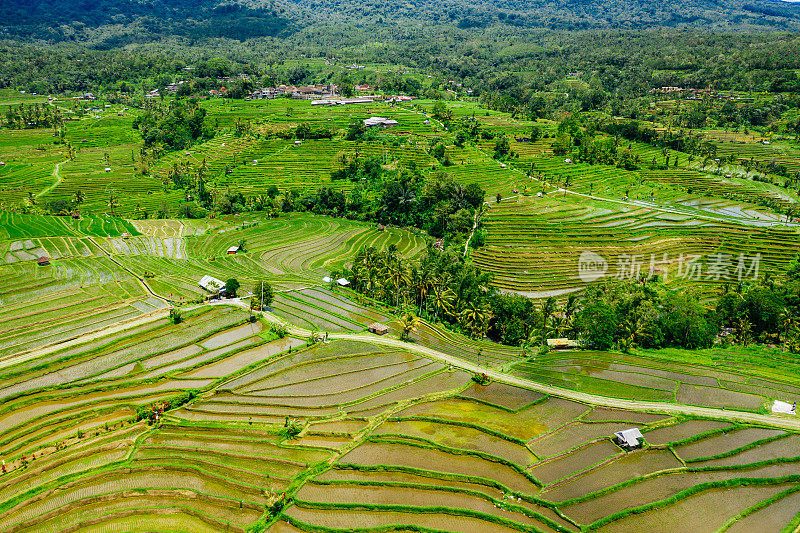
left=272, top=322, right=288, bottom=338
left=471, top=372, right=490, bottom=385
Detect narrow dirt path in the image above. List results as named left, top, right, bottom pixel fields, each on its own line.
left=6, top=302, right=798, bottom=431
left=37, top=160, right=66, bottom=198
left=463, top=208, right=480, bottom=257
left=325, top=332, right=800, bottom=431
left=87, top=237, right=170, bottom=305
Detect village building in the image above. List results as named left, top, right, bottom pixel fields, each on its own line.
left=311, top=97, right=376, bottom=106
left=199, top=275, right=226, bottom=295
left=37, top=256, right=50, bottom=266
left=336, top=278, right=350, bottom=286
left=369, top=323, right=390, bottom=335
left=364, top=117, right=399, bottom=128
left=291, top=84, right=337, bottom=100
left=227, top=246, right=239, bottom=255
left=614, top=428, right=643, bottom=450
left=387, top=95, right=415, bottom=103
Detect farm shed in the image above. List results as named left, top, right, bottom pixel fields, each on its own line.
left=322, top=276, right=332, bottom=283
left=37, top=256, right=50, bottom=266
left=614, top=428, right=643, bottom=449
left=546, top=338, right=580, bottom=350
left=336, top=278, right=350, bottom=286
left=199, top=275, right=225, bottom=293
left=227, top=246, right=239, bottom=255
left=369, top=323, right=389, bottom=335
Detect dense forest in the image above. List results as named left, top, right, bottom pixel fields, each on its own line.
left=2, top=0, right=800, bottom=97
left=3, top=28, right=800, bottom=110
left=4, top=0, right=800, bottom=41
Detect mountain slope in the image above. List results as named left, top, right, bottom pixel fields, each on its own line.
left=0, top=0, right=298, bottom=44
left=1, top=0, right=800, bottom=46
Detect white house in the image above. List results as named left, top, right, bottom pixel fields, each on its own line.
left=199, top=275, right=225, bottom=293
left=614, top=428, right=644, bottom=449
left=363, top=117, right=399, bottom=128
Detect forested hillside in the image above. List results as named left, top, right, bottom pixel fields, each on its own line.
left=0, top=0, right=297, bottom=44
left=296, top=0, right=800, bottom=29
left=2, top=0, right=800, bottom=46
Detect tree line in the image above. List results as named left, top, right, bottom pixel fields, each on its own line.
left=345, top=244, right=800, bottom=355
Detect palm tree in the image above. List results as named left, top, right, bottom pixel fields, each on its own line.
left=779, top=308, right=796, bottom=352
left=412, top=265, right=434, bottom=315
left=73, top=189, right=85, bottom=207
left=400, top=312, right=421, bottom=341
left=384, top=256, right=409, bottom=310
left=735, top=316, right=752, bottom=346
left=430, top=282, right=455, bottom=323
left=459, top=301, right=493, bottom=339
left=618, top=316, right=650, bottom=353
left=108, top=189, right=120, bottom=217
left=539, top=297, right=557, bottom=345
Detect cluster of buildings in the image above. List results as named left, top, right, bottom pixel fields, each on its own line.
left=246, top=83, right=417, bottom=107
left=248, top=84, right=338, bottom=100
left=649, top=86, right=748, bottom=102
left=312, top=96, right=378, bottom=106
left=144, top=81, right=190, bottom=99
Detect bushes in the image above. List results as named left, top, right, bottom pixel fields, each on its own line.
left=136, top=389, right=198, bottom=421
left=471, top=373, right=490, bottom=386
left=271, top=322, right=288, bottom=338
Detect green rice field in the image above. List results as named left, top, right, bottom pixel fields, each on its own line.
left=0, top=301, right=797, bottom=532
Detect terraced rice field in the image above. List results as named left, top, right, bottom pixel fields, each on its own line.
left=276, top=379, right=800, bottom=533
left=271, top=287, right=391, bottom=332
left=473, top=194, right=800, bottom=294
left=511, top=349, right=800, bottom=412
left=0, top=301, right=798, bottom=532
left=0, top=211, right=424, bottom=311
left=2, top=92, right=800, bottom=532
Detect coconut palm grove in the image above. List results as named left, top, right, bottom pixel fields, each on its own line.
left=2, top=0, right=800, bottom=531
